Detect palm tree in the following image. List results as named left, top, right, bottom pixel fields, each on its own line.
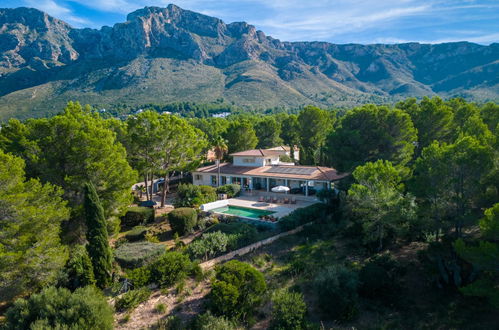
left=213, top=136, right=228, bottom=187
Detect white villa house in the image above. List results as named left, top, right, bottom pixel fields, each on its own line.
left=192, top=147, right=348, bottom=197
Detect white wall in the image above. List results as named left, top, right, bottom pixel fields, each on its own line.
left=192, top=173, right=214, bottom=186
left=200, top=199, right=229, bottom=211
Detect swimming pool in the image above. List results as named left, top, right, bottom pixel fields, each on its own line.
left=210, top=205, right=275, bottom=219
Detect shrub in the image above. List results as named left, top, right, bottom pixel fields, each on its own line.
left=115, top=242, right=165, bottom=268
left=216, top=184, right=241, bottom=198
left=5, top=286, right=114, bottom=330
left=279, top=203, right=328, bottom=231
left=150, top=252, right=192, bottom=288
left=122, top=207, right=155, bottom=228
left=65, top=245, right=95, bottom=290
left=107, top=216, right=121, bottom=236
left=174, top=184, right=216, bottom=208
left=193, top=311, right=236, bottom=330
left=206, top=222, right=258, bottom=250
left=125, top=226, right=148, bottom=242
left=188, top=231, right=230, bottom=261
left=168, top=208, right=198, bottom=235
left=115, top=287, right=151, bottom=312
left=155, top=303, right=167, bottom=314
left=126, top=267, right=152, bottom=288
left=271, top=289, right=307, bottom=330
left=314, top=265, right=359, bottom=321
left=359, top=254, right=404, bottom=301
left=209, top=260, right=266, bottom=321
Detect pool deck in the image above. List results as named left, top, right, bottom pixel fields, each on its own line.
left=225, top=195, right=317, bottom=218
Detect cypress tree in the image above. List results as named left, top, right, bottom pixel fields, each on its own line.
left=84, top=182, right=113, bottom=288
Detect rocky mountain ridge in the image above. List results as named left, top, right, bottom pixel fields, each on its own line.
left=0, top=4, right=497, bottom=119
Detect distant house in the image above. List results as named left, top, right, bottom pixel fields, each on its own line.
left=192, top=147, right=347, bottom=196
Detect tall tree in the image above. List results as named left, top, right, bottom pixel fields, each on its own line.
left=157, top=115, right=207, bottom=207
left=327, top=105, right=417, bottom=172
left=411, top=136, right=495, bottom=237
left=254, top=116, right=283, bottom=149
left=298, top=106, right=332, bottom=165
left=84, top=182, right=113, bottom=288
left=0, top=102, right=137, bottom=240
left=0, top=150, right=69, bottom=303
left=280, top=114, right=300, bottom=161
left=398, top=97, right=454, bottom=152
left=125, top=111, right=163, bottom=200
left=224, top=119, right=258, bottom=154
left=213, top=136, right=228, bottom=187
left=454, top=203, right=499, bottom=308
left=347, top=160, right=416, bottom=251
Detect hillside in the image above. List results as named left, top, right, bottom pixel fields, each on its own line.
left=0, top=4, right=498, bottom=119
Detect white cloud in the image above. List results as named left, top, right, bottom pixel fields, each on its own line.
left=24, top=0, right=89, bottom=26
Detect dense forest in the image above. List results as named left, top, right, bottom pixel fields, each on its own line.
left=0, top=97, right=497, bottom=329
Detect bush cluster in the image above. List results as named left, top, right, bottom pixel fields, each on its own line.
left=278, top=203, right=328, bottom=231
left=359, top=254, right=405, bottom=302
left=114, top=241, right=165, bottom=268
left=209, top=260, right=266, bottom=322
left=174, top=184, right=217, bottom=208
left=271, top=289, right=307, bottom=330
left=206, top=222, right=259, bottom=250
left=314, top=265, right=359, bottom=321
left=125, top=225, right=149, bottom=242
left=193, top=311, right=236, bottom=330
left=121, top=207, right=155, bottom=228
left=168, top=207, right=198, bottom=235
left=187, top=231, right=230, bottom=261
left=126, top=252, right=192, bottom=289
left=5, top=286, right=114, bottom=330
left=216, top=184, right=241, bottom=198
left=115, top=287, right=151, bottom=312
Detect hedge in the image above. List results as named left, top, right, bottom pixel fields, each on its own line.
left=125, top=226, right=148, bottom=242
left=121, top=207, right=155, bottom=228
left=114, top=242, right=165, bottom=268
left=216, top=184, right=241, bottom=198
left=278, top=203, right=328, bottom=231
left=168, top=207, right=198, bottom=235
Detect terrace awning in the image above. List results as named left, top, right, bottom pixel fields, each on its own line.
left=271, top=185, right=290, bottom=193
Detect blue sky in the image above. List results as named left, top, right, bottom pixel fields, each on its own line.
left=3, top=0, right=499, bottom=44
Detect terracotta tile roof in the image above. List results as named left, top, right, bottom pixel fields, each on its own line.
left=194, top=163, right=349, bottom=181
left=229, top=149, right=284, bottom=157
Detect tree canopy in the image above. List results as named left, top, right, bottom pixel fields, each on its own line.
left=0, top=150, right=69, bottom=303
left=327, top=105, right=417, bottom=172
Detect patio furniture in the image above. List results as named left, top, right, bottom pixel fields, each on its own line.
left=258, top=196, right=265, bottom=202
left=272, top=197, right=278, bottom=203
left=291, top=197, right=297, bottom=204
left=265, top=196, right=271, bottom=203
left=284, top=198, right=289, bottom=204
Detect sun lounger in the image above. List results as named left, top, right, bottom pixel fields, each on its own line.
left=258, top=196, right=264, bottom=202
left=272, top=197, right=278, bottom=203
left=284, top=198, right=289, bottom=204
left=291, top=197, right=297, bottom=204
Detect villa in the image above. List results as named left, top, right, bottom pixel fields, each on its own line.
left=192, top=147, right=348, bottom=197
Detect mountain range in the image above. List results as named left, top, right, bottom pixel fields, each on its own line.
left=0, top=4, right=498, bottom=119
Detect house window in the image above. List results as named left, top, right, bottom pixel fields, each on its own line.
left=243, top=158, right=255, bottom=163
left=194, top=174, right=202, bottom=181
left=211, top=175, right=217, bottom=186
left=221, top=176, right=227, bottom=185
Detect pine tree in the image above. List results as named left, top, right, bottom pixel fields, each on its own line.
left=84, top=183, right=113, bottom=288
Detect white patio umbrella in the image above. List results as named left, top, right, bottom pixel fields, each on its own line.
left=271, top=185, right=290, bottom=193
